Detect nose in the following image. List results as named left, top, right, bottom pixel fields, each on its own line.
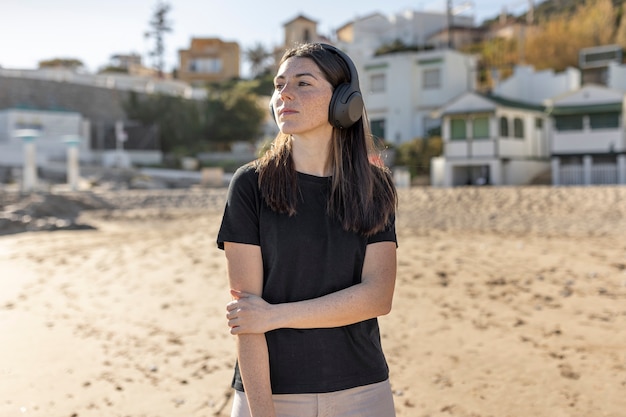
left=278, top=83, right=294, bottom=101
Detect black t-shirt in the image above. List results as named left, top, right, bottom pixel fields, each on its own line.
left=217, top=164, right=397, bottom=394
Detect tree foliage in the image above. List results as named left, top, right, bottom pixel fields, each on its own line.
left=123, top=83, right=265, bottom=156
left=394, top=137, right=443, bottom=177
left=525, top=0, right=617, bottom=71
left=467, top=0, right=626, bottom=86
left=38, top=58, right=84, bottom=70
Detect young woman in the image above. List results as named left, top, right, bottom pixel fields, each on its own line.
left=217, top=42, right=398, bottom=417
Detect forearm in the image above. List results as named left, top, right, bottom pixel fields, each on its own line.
left=273, top=279, right=393, bottom=329
left=237, top=334, right=275, bottom=417
left=271, top=242, right=397, bottom=330
left=227, top=241, right=396, bottom=335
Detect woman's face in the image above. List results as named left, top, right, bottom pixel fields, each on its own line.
left=271, top=57, right=334, bottom=139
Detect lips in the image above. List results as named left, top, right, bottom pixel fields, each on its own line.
left=278, top=108, right=298, bottom=116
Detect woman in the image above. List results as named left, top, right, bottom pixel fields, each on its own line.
left=217, top=42, right=398, bottom=417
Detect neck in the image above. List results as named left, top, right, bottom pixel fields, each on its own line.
left=291, top=133, right=332, bottom=177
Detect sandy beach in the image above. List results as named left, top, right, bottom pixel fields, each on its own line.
left=1, top=186, right=626, bottom=417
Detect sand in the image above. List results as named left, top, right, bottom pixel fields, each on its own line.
left=1, top=186, right=625, bottom=417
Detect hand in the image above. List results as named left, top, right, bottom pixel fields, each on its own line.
left=226, top=290, right=275, bottom=335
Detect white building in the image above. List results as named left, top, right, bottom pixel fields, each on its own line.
left=336, top=9, right=474, bottom=64
left=493, top=65, right=581, bottom=105
left=361, top=49, right=478, bottom=145
left=547, top=84, right=626, bottom=185
left=333, top=9, right=477, bottom=145
left=432, top=92, right=550, bottom=186
left=0, top=108, right=91, bottom=167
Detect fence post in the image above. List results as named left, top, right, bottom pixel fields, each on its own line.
left=551, top=157, right=560, bottom=186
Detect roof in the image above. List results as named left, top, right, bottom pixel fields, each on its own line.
left=283, top=14, right=317, bottom=26
left=548, top=102, right=622, bottom=115
left=546, top=84, right=624, bottom=115
left=437, top=91, right=545, bottom=117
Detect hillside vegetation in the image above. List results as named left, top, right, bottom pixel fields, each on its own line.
left=469, top=0, right=626, bottom=86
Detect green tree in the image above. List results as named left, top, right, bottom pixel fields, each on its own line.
left=38, top=58, right=84, bottom=70
left=204, top=85, right=265, bottom=149
left=394, top=137, right=443, bottom=178
left=124, top=92, right=204, bottom=155
left=123, top=83, right=265, bottom=156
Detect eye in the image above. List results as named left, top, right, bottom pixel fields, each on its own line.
left=274, top=83, right=284, bottom=91
left=298, top=81, right=310, bottom=86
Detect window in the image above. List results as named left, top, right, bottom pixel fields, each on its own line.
left=589, top=112, right=619, bottom=129
left=513, top=117, right=524, bottom=138
left=370, top=119, right=386, bottom=140
left=499, top=116, right=509, bottom=137
left=450, top=118, right=466, bottom=140
left=555, top=115, right=583, bottom=131
left=370, top=74, right=385, bottom=93
left=423, top=68, right=441, bottom=89
left=189, top=57, right=222, bottom=73
left=473, top=117, right=489, bottom=139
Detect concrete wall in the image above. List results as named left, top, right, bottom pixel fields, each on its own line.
left=0, top=75, right=133, bottom=123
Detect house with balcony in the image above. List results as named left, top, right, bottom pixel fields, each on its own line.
left=360, top=48, right=478, bottom=145
left=431, top=92, right=549, bottom=186
left=546, top=84, right=626, bottom=185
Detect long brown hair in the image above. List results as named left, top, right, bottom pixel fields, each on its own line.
left=256, top=43, right=397, bottom=237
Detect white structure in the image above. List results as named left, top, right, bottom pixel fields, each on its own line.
left=432, top=92, right=550, bottom=186
left=63, top=135, right=82, bottom=190
left=0, top=108, right=91, bottom=167
left=14, top=129, right=39, bottom=192
left=334, top=9, right=477, bottom=145
left=361, top=49, right=478, bottom=144
left=546, top=84, right=626, bottom=185
left=336, top=10, right=474, bottom=63
left=493, top=65, right=581, bottom=105
left=431, top=65, right=589, bottom=187
left=0, top=68, right=207, bottom=100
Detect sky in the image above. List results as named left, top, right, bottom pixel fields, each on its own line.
left=1, top=0, right=531, bottom=76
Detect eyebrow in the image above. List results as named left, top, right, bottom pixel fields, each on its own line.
left=274, top=72, right=319, bottom=81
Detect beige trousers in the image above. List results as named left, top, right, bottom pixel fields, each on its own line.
left=231, top=379, right=396, bottom=417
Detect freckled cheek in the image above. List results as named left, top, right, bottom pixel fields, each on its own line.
left=313, top=96, right=331, bottom=121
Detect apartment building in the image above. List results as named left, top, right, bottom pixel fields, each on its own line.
left=178, top=38, right=240, bottom=86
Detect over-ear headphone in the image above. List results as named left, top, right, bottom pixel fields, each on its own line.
left=270, top=43, right=364, bottom=129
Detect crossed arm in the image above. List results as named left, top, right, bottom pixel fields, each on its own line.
left=225, top=240, right=397, bottom=334
left=224, top=240, right=396, bottom=417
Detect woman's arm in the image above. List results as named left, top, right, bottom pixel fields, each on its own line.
left=224, top=242, right=275, bottom=417
left=227, top=241, right=396, bottom=334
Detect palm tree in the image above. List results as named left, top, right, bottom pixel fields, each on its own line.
left=245, top=43, right=272, bottom=79
left=145, top=1, right=172, bottom=77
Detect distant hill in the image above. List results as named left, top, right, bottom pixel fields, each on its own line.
left=481, top=0, right=602, bottom=25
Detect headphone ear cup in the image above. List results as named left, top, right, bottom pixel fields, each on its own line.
left=269, top=102, right=276, bottom=124
left=329, top=83, right=364, bottom=129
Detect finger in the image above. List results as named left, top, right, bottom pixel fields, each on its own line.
left=230, top=289, right=251, bottom=299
